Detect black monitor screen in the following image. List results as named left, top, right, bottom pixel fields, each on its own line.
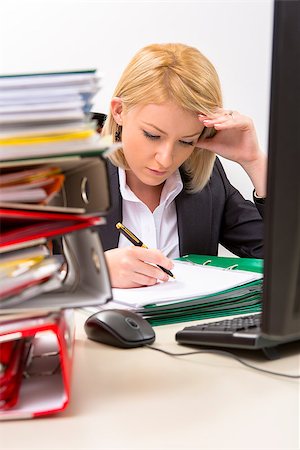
left=262, top=0, right=300, bottom=340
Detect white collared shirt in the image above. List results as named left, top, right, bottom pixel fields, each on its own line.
left=118, top=168, right=183, bottom=258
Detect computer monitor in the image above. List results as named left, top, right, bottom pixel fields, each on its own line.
left=262, top=0, right=300, bottom=341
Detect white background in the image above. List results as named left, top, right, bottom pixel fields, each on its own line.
left=0, top=0, right=274, bottom=199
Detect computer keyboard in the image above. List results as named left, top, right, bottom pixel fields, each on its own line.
left=175, top=314, right=264, bottom=350
left=193, top=314, right=262, bottom=332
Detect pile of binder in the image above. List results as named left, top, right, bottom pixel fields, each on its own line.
left=0, top=70, right=113, bottom=419
left=138, top=255, right=263, bottom=326
left=92, top=255, right=263, bottom=327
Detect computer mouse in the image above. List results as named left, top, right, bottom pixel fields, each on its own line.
left=84, top=309, right=155, bottom=348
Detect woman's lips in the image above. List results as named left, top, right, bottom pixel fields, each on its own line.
left=147, top=167, right=168, bottom=176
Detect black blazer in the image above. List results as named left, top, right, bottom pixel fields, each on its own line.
left=97, top=159, right=264, bottom=258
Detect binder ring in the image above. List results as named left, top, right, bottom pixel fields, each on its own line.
left=203, top=260, right=212, bottom=265
left=226, top=264, right=239, bottom=270
left=81, top=176, right=89, bottom=205
left=91, top=248, right=101, bottom=273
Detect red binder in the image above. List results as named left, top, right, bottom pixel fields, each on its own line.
left=0, top=309, right=75, bottom=420
left=0, top=208, right=105, bottom=250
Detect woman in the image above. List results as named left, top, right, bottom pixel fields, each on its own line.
left=99, top=43, right=267, bottom=288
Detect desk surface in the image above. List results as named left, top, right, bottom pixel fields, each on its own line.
left=1, top=311, right=299, bottom=450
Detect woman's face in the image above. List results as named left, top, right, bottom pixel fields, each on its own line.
left=118, top=101, right=204, bottom=191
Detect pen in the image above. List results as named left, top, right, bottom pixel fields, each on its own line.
left=115, top=222, right=175, bottom=279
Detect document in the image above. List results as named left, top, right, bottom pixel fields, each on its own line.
left=0, top=70, right=99, bottom=88
left=0, top=167, right=64, bottom=204
left=112, top=260, right=263, bottom=307
left=0, top=69, right=105, bottom=160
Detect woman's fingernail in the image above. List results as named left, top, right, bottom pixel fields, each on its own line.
left=160, top=274, right=168, bottom=282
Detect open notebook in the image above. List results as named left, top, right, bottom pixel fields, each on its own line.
left=112, top=260, right=263, bottom=308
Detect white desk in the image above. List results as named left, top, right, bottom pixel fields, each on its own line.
left=1, top=311, right=299, bottom=450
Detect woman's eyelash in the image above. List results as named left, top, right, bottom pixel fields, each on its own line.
left=143, top=130, right=160, bottom=140
left=179, top=140, right=194, bottom=146
left=143, top=130, right=194, bottom=146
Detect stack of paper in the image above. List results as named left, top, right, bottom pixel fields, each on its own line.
left=0, top=166, right=65, bottom=203
left=0, top=75, right=116, bottom=221
left=0, top=69, right=113, bottom=419
left=0, top=245, right=62, bottom=307
left=0, top=70, right=111, bottom=160
left=112, top=261, right=262, bottom=306
left=86, top=255, right=263, bottom=326
left=0, top=69, right=112, bottom=311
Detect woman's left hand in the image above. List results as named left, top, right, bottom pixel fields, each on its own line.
left=197, top=108, right=261, bottom=165
left=197, top=108, right=267, bottom=198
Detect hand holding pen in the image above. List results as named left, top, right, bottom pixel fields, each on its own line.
left=116, top=223, right=175, bottom=279
left=103, top=223, right=175, bottom=289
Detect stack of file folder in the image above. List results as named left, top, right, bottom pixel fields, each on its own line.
left=0, top=70, right=114, bottom=419
left=94, top=255, right=263, bottom=326
left=0, top=69, right=104, bottom=160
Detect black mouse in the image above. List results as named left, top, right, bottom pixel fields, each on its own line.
left=84, top=309, right=155, bottom=348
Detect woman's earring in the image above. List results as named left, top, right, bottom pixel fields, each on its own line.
left=115, top=125, right=122, bottom=142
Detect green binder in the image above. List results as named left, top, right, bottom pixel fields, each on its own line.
left=140, top=255, right=263, bottom=326
left=179, top=254, right=263, bottom=273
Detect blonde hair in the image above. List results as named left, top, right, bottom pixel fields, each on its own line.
left=102, top=43, right=223, bottom=192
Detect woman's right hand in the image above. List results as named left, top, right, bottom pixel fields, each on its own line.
left=104, top=247, right=174, bottom=288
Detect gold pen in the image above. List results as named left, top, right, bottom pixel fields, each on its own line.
left=116, top=222, right=175, bottom=279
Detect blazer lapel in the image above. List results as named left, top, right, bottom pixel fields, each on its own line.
left=176, top=181, right=213, bottom=256
left=97, top=161, right=122, bottom=251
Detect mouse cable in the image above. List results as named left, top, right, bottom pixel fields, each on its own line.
left=145, top=345, right=300, bottom=379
